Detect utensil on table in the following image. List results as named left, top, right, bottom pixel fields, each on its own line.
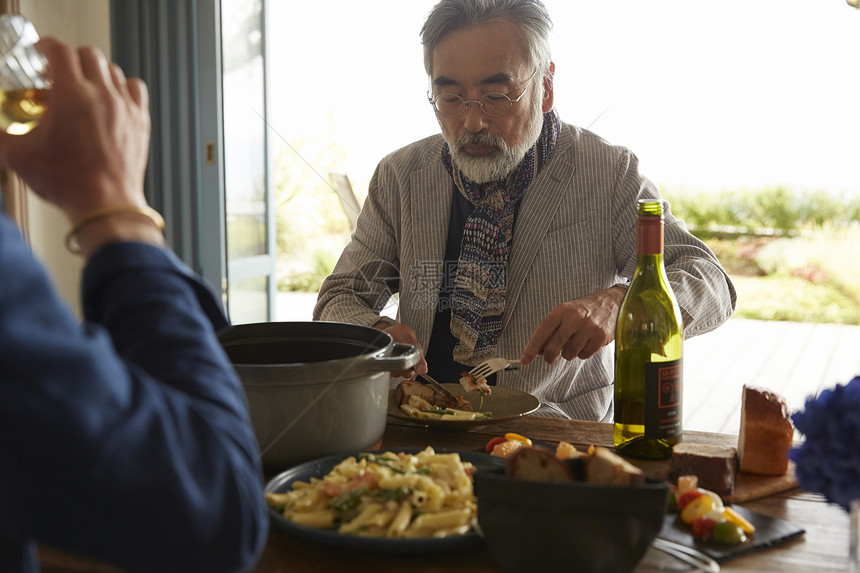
left=652, top=538, right=720, bottom=572
left=416, top=373, right=461, bottom=403
left=468, top=357, right=521, bottom=380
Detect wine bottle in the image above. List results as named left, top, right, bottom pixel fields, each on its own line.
left=614, top=199, right=684, bottom=460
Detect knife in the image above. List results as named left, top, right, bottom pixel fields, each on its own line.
left=417, top=374, right=461, bottom=403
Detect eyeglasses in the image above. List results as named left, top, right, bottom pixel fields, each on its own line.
left=429, top=71, right=537, bottom=118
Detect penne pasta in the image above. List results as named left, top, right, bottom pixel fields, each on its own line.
left=264, top=447, right=480, bottom=539
left=399, top=396, right=493, bottom=422
left=408, top=508, right=472, bottom=532
left=286, top=509, right=336, bottom=529
left=386, top=501, right=412, bottom=538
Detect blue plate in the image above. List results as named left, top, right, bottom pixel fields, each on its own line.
left=265, top=448, right=505, bottom=553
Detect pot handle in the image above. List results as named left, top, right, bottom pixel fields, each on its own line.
left=365, top=342, right=421, bottom=373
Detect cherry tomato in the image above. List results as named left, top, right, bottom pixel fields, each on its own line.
left=713, top=520, right=748, bottom=544
left=677, top=490, right=704, bottom=511
left=691, top=516, right=718, bottom=540
left=485, top=436, right=507, bottom=454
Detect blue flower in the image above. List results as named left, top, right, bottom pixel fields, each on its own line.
left=790, top=376, right=860, bottom=511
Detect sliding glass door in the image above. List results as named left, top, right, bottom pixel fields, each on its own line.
left=221, top=0, right=276, bottom=324
left=111, top=0, right=277, bottom=325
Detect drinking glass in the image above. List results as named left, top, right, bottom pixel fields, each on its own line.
left=0, top=14, right=49, bottom=135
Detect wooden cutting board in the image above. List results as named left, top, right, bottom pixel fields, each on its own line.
left=630, top=452, right=799, bottom=504
left=454, top=416, right=802, bottom=504
left=724, top=462, right=799, bottom=503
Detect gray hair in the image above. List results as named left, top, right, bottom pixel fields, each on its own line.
left=421, top=0, right=553, bottom=78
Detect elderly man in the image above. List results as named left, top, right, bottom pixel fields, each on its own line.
left=314, top=0, right=736, bottom=420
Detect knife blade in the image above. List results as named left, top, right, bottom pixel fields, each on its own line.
left=417, top=374, right=461, bottom=403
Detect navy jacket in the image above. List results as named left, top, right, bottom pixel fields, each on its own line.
left=0, top=213, right=268, bottom=572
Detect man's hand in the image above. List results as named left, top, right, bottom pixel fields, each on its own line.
left=372, top=321, right=428, bottom=379
left=520, top=286, right=627, bottom=366
left=0, top=37, right=161, bottom=258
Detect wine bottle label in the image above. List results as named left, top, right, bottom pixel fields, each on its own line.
left=644, top=358, right=682, bottom=439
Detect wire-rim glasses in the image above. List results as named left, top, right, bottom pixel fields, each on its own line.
left=428, top=70, right=538, bottom=118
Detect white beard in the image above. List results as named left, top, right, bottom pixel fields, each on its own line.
left=442, top=95, right=545, bottom=184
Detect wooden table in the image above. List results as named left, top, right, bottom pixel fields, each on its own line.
left=40, top=416, right=849, bottom=572
left=252, top=416, right=850, bottom=573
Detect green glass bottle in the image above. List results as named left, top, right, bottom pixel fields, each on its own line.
left=614, top=199, right=684, bottom=459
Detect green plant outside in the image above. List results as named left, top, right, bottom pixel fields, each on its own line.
left=664, top=186, right=860, bottom=236
left=664, top=186, right=860, bottom=326
left=275, top=166, right=860, bottom=326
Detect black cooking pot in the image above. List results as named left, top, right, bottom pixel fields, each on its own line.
left=219, top=321, right=420, bottom=470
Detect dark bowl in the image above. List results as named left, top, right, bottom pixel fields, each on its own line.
left=475, top=469, right=669, bottom=573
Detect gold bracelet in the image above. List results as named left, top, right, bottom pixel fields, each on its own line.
left=64, top=204, right=166, bottom=254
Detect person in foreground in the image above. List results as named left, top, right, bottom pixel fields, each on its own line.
left=314, top=0, right=736, bottom=420
left=0, top=38, right=267, bottom=572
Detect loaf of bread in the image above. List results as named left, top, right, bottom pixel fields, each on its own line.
left=668, top=443, right=738, bottom=496
left=737, top=385, right=794, bottom=475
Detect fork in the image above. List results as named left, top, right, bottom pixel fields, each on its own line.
left=467, top=357, right=521, bottom=380
left=651, top=538, right=720, bottom=572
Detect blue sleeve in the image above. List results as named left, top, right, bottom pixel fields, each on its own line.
left=0, top=216, right=268, bottom=573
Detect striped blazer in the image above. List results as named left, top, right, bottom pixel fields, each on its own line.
left=315, top=120, right=736, bottom=421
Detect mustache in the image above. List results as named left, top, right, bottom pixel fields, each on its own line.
left=455, top=131, right=507, bottom=150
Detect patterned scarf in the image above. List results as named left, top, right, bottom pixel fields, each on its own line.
left=442, top=109, right=561, bottom=365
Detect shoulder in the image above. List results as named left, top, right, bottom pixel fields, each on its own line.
left=372, top=134, right=447, bottom=195
left=557, top=120, right=634, bottom=166
left=377, top=133, right=444, bottom=174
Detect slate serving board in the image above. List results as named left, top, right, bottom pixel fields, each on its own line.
left=658, top=505, right=805, bottom=562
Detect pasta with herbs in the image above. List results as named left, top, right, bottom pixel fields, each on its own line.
left=265, top=447, right=478, bottom=538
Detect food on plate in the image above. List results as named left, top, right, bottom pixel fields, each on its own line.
left=738, top=385, right=794, bottom=475
left=506, top=447, right=574, bottom=482
left=459, top=371, right=492, bottom=396
left=668, top=442, right=738, bottom=496
left=397, top=379, right=492, bottom=421
left=555, top=440, right=590, bottom=460
left=399, top=378, right=472, bottom=411
left=671, top=474, right=755, bottom=544
left=586, top=446, right=646, bottom=485
left=265, top=447, right=478, bottom=539
left=485, top=433, right=533, bottom=458
left=501, top=440, right=646, bottom=487
left=399, top=395, right=492, bottom=421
